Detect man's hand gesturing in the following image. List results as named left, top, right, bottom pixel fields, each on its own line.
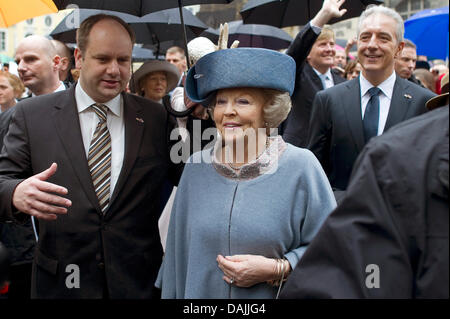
left=12, top=163, right=72, bottom=220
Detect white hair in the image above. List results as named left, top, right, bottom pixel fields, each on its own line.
left=358, top=5, right=404, bottom=44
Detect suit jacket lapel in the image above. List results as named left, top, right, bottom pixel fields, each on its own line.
left=108, top=93, right=144, bottom=208
left=52, top=86, right=101, bottom=213
left=342, top=78, right=365, bottom=151
left=304, top=63, right=324, bottom=90
left=385, top=77, right=412, bottom=131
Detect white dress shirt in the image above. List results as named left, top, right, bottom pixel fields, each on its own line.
left=31, top=81, right=66, bottom=97
left=312, top=67, right=335, bottom=89
left=75, top=83, right=125, bottom=198
left=360, top=71, right=396, bottom=136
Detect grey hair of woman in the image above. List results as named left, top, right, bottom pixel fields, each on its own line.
left=208, top=88, right=292, bottom=132
left=357, top=5, right=404, bottom=44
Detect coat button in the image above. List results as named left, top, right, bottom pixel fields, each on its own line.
left=98, top=262, right=105, bottom=270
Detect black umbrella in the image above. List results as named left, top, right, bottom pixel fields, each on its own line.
left=53, top=0, right=234, bottom=16
left=135, top=8, right=208, bottom=55
left=52, top=1, right=234, bottom=67
left=240, top=0, right=384, bottom=28
left=52, top=0, right=235, bottom=117
left=50, top=8, right=207, bottom=47
left=203, top=20, right=293, bottom=51
left=132, top=46, right=164, bottom=62
left=50, top=9, right=141, bottom=43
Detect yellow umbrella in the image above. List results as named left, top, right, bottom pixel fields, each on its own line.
left=0, top=0, right=58, bottom=28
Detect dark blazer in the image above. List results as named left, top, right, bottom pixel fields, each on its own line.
left=281, top=23, right=345, bottom=148
left=0, top=85, right=183, bottom=298
left=307, top=75, right=435, bottom=194
left=281, top=106, right=449, bottom=298
left=0, top=107, right=15, bottom=150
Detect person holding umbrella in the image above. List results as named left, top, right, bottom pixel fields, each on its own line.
left=280, top=0, right=347, bottom=148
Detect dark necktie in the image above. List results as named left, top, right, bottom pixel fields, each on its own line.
left=363, top=87, right=381, bottom=144
left=88, top=104, right=111, bottom=213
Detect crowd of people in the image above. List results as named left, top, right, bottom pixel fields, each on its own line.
left=0, top=0, right=448, bottom=300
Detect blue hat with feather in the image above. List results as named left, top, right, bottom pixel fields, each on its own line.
left=185, top=48, right=296, bottom=106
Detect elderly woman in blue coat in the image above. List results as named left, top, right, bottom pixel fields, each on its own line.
left=156, top=48, right=336, bottom=299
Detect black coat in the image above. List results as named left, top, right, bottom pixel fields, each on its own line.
left=281, top=106, right=449, bottom=298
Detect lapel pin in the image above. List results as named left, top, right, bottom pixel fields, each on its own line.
left=404, top=94, right=412, bottom=99
left=136, top=117, right=144, bottom=123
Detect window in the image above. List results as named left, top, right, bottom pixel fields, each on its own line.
left=397, top=0, right=408, bottom=12
left=411, top=0, right=421, bottom=10
left=423, top=0, right=431, bottom=8
left=0, top=31, right=6, bottom=51
left=45, top=16, right=52, bottom=26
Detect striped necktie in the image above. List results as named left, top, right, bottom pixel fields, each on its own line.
left=88, top=103, right=111, bottom=213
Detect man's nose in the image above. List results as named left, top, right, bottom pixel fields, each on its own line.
left=17, top=60, right=26, bottom=71
left=367, top=35, right=378, bottom=48
left=107, top=60, right=120, bottom=75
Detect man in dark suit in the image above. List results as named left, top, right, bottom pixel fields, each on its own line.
left=0, top=14, right=182, bottom=298
left=307, top=5, right=435, bottom=200
left=281, top=0, right=347, bottom=148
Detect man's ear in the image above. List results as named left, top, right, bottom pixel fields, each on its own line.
left=53, top=55, right=61, bottom=71
left=395, top=41, right=405, bottom=59
left=74, top=48, right=83, bottom=69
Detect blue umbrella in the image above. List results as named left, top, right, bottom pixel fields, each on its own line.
left=404, top=6, right=449, bottom=60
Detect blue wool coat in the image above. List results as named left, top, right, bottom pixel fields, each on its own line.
left=157, top=143, right=336, bottom=299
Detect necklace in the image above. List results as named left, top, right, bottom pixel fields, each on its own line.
left=227, top=137, right=270, bottom=171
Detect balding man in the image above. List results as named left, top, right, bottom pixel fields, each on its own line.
left=15, top=35, right=65, bottom=97
left=51, top=39, right=74, bottom=86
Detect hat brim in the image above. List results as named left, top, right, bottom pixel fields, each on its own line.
left=426, top=93, right=449, bottom=110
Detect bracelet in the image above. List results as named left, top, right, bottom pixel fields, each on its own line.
left=267, top=258, right=291, bottom=287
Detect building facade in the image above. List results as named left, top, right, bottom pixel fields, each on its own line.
left=0, top=11, right=68, bottom=65
left=331, top=0, right=448, bottom=53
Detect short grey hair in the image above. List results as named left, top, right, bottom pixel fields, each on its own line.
left=358, top=5, right=404, bottom=44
